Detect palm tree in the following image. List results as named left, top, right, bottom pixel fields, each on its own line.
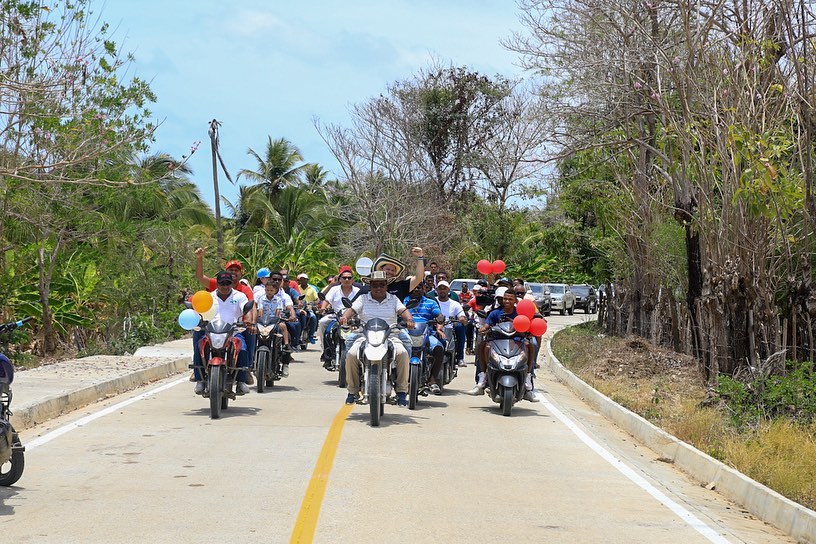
left=238, top=137, right=308, bottom=199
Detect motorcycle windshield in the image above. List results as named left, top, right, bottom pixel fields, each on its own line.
left=408, top=322, right=428, bottom=337
left=206, top=320, right=234, bottom=334
left=257, top=313, right=278, bottom=326
left=490, top=338, right=524, bottom=359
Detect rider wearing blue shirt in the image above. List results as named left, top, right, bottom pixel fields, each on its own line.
left=404, top=284, right=445, bottom=395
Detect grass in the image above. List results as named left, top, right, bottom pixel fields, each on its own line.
left=551, top=322, right=816, bottom=511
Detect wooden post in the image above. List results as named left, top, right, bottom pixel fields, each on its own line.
left=208, top=119, right=224, bottom=262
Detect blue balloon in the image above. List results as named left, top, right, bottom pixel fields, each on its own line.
left=178, top=309, right=200, bottom=330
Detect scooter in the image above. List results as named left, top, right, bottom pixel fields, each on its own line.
left=484, top=321, right=530, bottom=417
left=0, top=317, right=32, bottom=486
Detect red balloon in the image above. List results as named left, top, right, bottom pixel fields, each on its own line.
left=529, top=318, right=548, bottom=337
left=492, top=259, right=506, bottom=274
left=476, top=259, right=493, bottom=275
left=513, top=315, right=531, bottom=333
left=516, top=299, right=536, bottom=319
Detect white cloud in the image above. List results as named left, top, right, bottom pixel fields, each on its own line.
left=223, top=10, right=283, bottom=36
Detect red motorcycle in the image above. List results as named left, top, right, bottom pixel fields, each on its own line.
left=190, top=305, right=252, bottom=419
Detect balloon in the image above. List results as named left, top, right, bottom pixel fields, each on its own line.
left=191, top=290, right=213, bottom=313
left=513, top=315, right=531, bottom=333
left=492, top=259, right=506, bottom=274
left=178, top=309, right=201, bottom=330
left=529, top=317, right=548, bottom=337
left=200, top=304, right=218, bottom=321
left=517, top=299, right=536, bottom=319
left=477, top=259, right=493, bottom=275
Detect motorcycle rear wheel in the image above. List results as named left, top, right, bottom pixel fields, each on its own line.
left=209, top=368, right=223, bottom=419
left=0, top=443, right=24, bottom=486
left=337, top=345, right=347, bottom=388
left=501, top=386, right=513, bottom=417
left=369, top=364, right=381, bottom=427
left=408, top=364, right=420, bottom=410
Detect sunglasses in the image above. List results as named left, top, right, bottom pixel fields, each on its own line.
left=370, top=283, right=387, bottom=288
left=340, top=276, right=353, bottom=280
left=217, top=281, right=232, bottom=286
left=270, top=277, right=282, bottom=282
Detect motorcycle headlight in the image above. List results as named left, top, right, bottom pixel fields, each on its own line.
left=366, top=329, right=387, bottom=347
left=504, top=354, right=522, bottom=369
left=258, top=325, right=275, bottom=336
left=210, top=333, right=229, bottom=349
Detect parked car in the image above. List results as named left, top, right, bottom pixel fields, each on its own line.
left=546, top=283, right=576, bottom=315
left=571, top=284, right=598, bottom=314
left=450, top=278, right=480, bottom=294
left=526, top=282, right=552, bottom=316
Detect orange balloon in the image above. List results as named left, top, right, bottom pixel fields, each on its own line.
left=191, top=290, right=213, bottom=313
left=513, top=315, right=531, bottom=333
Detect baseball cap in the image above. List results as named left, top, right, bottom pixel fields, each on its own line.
left=495, top=286, right=508, bottom=298
left=256, top=267, right=271, bottom=278
left=339, top=265, right=353, bottom=275
left=297, top=273, right=308, bottom=279
left=225, top=259, right=243, bottom=272
left=215, top=271, right=233, bottom=285
left=437, top=280, right=450, bottom=288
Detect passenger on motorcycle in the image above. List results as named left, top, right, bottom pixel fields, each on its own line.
left=371, top=249, right=425, bottom=354
left=252, top=267, right=272, bottom=300
left=467, top=289, right=539, bottom=402
left=339, top=271, right=415, bottom=406
left=193, top=248, right=256, bottom=387
left=296, top=273, right=319, bottom=349
left=194, top=271, right=254, bottom=395
left=318, top=270, right=360, bottom=368
left=278, top=269, right=303, bottom=353
left=404, top=283, right=445, bottom=395
left=426, top=271, right=460, bottom=302
left=256, top=276, right=297, bottom=375
left=434, top=281, right=467, bottom=368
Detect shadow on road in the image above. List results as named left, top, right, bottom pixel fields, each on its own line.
left=183, top=405, right=262, bottom=419
left=0, top=486, right=19, bottom=516
left=346, top=410, right=426, bottom=427
left=470, top=404, right=548, bottom=418
left=257, top=385, right=299, bottom=393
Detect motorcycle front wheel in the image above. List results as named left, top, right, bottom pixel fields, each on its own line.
left=337, top=344, right=346, bottom=388
left=501, top=386, right=514, bottom=417
left=256, top=350, right=268, bottom=393
left=0, top=443, right=24, bottom=486
left=209, top=367, right=223, bottom=419
left=369, top=364, right=381, bottom=427
left=408, top=364, right=420, bottom=410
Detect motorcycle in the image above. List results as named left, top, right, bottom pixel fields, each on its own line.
left=356, top=317, right=402, bottom=427
left=483, top=320, right=531, bottom=417
left=0, top=317, right=32, bottom=486
left=253, top=309, right=290, bottom=393
left=189, top=301, right=254, bottom=419
left=407, top=320, right=432, bottom=410
left=439, top=318, right=460, bottom=387
left=327, top=312, right=357, bottom=388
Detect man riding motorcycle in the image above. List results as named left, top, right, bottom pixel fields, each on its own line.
left=339, top=271, right=415, bottom=407
left=296, top=273, right=319, bottom=349
left=466, top=289, right=538, bottom=402
left=434, top=281, right=467, bottom=368
left=403, top=283, right=445, bottom=395
left=318, top=270, right=360, bottom=368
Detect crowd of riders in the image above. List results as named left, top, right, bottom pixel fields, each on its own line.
left=187, top=245, right=546, bottom=405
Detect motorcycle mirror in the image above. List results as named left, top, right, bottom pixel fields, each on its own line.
left=476, top=310, right=487, bottom=318
left=298, top=294, right=306, bottom=300
left=317, top=291, right=326, bottom=301
left=243, top=301, right=255, bottom=314
left=183, top=301, right=193, bottom=309
left=405, top=299, right=420, bottom=310
left=341, top=297, right=353, bottom=308
left=355, top=257, right=373, bottom=276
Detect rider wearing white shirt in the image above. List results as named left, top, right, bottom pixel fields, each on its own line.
left=435, top=281, right=467, bottom=368
left=317, top=273, right=360, bottom=366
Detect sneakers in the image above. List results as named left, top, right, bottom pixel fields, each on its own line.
left=396, top=392, right=408, bottom=407
left=429, top=383, right=441, bottom=395
left=525, top=373, right=533, bottom=391
left=245, top=373, right=255, bottom=386
left=300, top=343, right=307, bottom=351
left=310, top=337, right=317, bottom=344
left=524, top=390, right=540, bottom=403
left=282, top=364, right=290, bottom=378
left=194, top=381, right=205, bottom=394
left=282, top=344, right=295, bottom=353
left=467, top=372, right=487, bottom=396
left=456, top=359, right=467, bottom=368
left=236, top=382, right=250, bottom=395
left=323, top=360, right=333, bottom=370
left=345, top=393, right=356, bottom=405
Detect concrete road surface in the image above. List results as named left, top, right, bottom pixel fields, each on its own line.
left=0, top=314, right=793, bottom=543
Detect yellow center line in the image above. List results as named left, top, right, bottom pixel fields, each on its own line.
left=290, top=403, right=354, bottom=543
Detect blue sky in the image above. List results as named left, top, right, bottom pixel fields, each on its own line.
left=101, top=1, right=527, bottom=210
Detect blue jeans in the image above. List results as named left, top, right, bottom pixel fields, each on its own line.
left=452, top=323, right=466, bottom=362
left=298, top=310, right=317, bottom=343
left=285, top=320, right=301, bottom=347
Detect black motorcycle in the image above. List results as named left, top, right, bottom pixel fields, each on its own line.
left=1, top=317, right=32, bottom=486
left=254, top=310, right=290, bottom=393
left=483, top=321, right=530, bottom=417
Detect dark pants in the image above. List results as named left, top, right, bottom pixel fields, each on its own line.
left=465, top=320, right=475, bottom=351
left=453, top=323, right=466, bottom=362
left=298, top=311, right=317, bottom=344
left=285, top=321, right=301, bottom=347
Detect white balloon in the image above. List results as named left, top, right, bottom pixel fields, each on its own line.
left=200, top=305, right=217, bottom=320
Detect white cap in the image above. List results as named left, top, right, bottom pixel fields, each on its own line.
left=437, top=280, right=450, bottom=288
left=296, top=273, right=308, bottom=279
left=495, top=286, right=507, bottom=298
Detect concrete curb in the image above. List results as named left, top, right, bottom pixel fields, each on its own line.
left=11, top=357, right=189, bottom=431
left=545, top=340, right=816, bottom=544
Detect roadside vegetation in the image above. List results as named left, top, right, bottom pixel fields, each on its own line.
left=552, top=322, right=816, bottom=511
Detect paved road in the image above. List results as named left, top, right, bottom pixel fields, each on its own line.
left=0, top=314, right=792, bottom=543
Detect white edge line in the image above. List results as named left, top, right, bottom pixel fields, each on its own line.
left=25, top=377, right=188, bottom=450
left=534, top=390, right=731, bottom=544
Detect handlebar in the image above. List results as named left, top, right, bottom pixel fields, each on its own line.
left=0, top=317, right=33, bottom=334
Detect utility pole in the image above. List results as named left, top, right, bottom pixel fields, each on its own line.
left=208, top=119, right=224, bottom=262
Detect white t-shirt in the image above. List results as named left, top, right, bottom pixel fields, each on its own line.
left=211, top=289, right=250, bottom=324
left=351, top=292, right=406, bottom=326
left=252, top=285, right=266, bottom=301
left=437, top=298, right=464, bottom=320
left=325, top=285, right=360, bottom=312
